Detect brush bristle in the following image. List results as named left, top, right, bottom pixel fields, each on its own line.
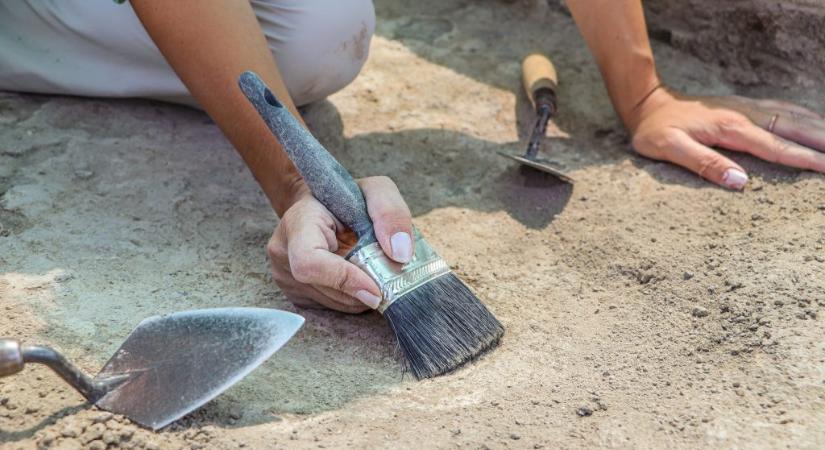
left=383, top=273, right=504, bottom=379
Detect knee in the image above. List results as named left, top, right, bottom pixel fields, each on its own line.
left=267, top=0, right=375, bottom=106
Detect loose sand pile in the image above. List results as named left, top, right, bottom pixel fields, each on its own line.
left=2, top=1, right=824, bottom=449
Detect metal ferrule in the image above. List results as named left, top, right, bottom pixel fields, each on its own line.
left=0, top=340, right=24, bottom=377
left=348, top=229, right=451, bottom=313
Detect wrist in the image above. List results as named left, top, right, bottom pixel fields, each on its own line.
left=271, top=176, right=310, bottom=217
left=604, top=54, right=662, bottom=130
left=621, top=84, right=674, bottom=136
left=620, top=80, right=666, bottom=133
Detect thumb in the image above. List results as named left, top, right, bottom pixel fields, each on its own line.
left=358, top=176, right=414, bottom=263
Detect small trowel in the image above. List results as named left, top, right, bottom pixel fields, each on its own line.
left=499, top=53, right=573, bottom=183
left=0, top=307, right=304, bottom=430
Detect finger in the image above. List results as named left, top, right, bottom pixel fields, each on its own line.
left=358, top=176, right=414, bottom=264
left=314, top=286, right=372, bottom=313
left=709, top=96, right=825, bottom=121
left=268, top=226, right=297, bottom=289
left=267, top=223, right=292, bottom=265
left=652, top=129, right=749, bottom=190
left=286, top=222, right=382, bottom=309
left=720, top=104, right=825, bottom=151
left=285, top=296, right=327, bottom=310
left=762, top=114, right=825, bottom=152
left=717, top=121, right=825, bottom=173
left=287, top=286, right=371, bottom=314
left=753, top=99, right=825, bottom=121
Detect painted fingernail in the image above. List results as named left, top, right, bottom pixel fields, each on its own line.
left=390, top=232, right=413, bottom=263
left=721, top=168, right=748, bottom=190
left=355, top=290, right=381, bottom=309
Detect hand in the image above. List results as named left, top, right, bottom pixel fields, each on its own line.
left=627, top=87, right=825, bottom=189
left=267, top=177, right=414, bottom=313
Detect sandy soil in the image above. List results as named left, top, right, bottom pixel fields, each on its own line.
left=2, top=1, right=825, bottom=449
left=642, top=0, right=825, bottom=87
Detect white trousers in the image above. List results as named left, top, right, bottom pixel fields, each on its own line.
left=0, top=0, right=375, bottom=107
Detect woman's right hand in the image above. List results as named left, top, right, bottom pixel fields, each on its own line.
left=267, top=177, right=414, bottom=313
left=628, top=88, right=825, bottom=189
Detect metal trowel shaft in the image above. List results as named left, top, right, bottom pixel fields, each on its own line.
left=0, top=339, right=122, bottom=402
left=526, top=106, right=552, bottom=159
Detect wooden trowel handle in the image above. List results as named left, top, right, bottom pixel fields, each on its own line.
left=522, top=53, right=558, bottom=111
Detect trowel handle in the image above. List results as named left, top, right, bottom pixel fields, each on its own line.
left=0, top=339, right=107, bottom=402
left=522, top=53, right=558, bottom=115
left=238, top=72, right=377, bottom=250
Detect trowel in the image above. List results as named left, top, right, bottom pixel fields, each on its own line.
left=499, top=53, right=574, bottom=183
left=0, top=307, right=304, bottom=430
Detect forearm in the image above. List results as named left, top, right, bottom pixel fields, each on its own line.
left=131, top=0, right=307, bottom=216
left=566, top=0, right=661, bottom=131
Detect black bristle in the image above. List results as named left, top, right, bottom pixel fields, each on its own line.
left=383, top=273, right=504, bottom=379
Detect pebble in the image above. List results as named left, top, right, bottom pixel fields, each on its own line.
left=53, top=272, right=75, bottom=283
left=692, top=306, right=710, bottom=318
left=92, top=411, right=113, bottom=423
left=87, top=440, right=106, bottom=450
left=682, top=271, right=694, bottom=280
left=101, top=430, right=118, bottom=445
left=119, top=426, right=136, bottom=440
left=576, top=407, right=593, bottom=417
left=81, top=423, right=105, bottom=443
left=38, top=431, right=57, bottom=446
left=52, top=440, right=82, bottom=450
left=228, top=407, right=243, bottom=420
left=510, top=433, right=521, bottom=440
left=73, top=169, right=94, bottom=180
left=60, top=424, right=82, bottom=438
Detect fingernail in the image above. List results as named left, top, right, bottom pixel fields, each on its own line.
left=355, top=290, right=381, bottom=309
left=721, top=168, right=748, bottom=190
left=390, top=232, right=413, bottom=263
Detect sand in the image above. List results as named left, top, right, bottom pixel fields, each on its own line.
left=2, top=1, right=824, bottom=449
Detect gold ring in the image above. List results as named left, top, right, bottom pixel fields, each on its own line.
left=767, top=114, right=779, bottom=133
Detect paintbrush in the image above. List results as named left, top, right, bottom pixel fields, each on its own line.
left=239, top=72, right=504, bottom=379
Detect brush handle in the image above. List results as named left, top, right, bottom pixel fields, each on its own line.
left=238, top=72, right=376, bottom=248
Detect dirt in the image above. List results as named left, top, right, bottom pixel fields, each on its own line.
left=642, top=0, right=825, bottom=87
left=2, top=0, right=825, bottom=449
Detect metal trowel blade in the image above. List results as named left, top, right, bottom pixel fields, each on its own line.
left=93, top=307, right=304, bottom=430
left=498, top=152, right=574, bottom=183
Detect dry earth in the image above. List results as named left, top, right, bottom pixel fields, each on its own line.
left=642, top=0, right=825, bottom=87
left=2, top=0, right=825, bottom=449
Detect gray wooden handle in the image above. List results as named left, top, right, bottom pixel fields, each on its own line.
left=238, top=71, right=377, bottom=249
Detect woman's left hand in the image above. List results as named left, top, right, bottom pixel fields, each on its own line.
left=627, top=87, right=825, bottom=189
